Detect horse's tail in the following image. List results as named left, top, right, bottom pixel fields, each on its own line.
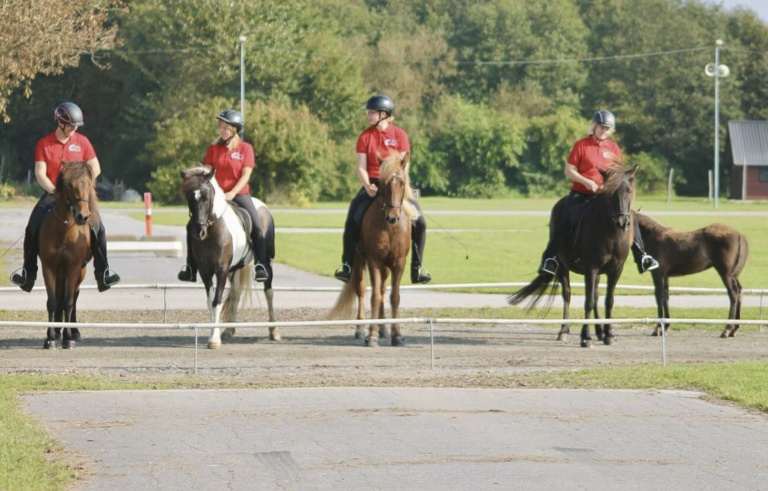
left=328, top=280, right=357, bottom=320
left=507, top=272, right=559, bottom=312
left=222, top=263, right=255, bottom=320
left=734, top=233, right=749, bottom=277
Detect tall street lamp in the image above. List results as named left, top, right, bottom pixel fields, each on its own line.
left=704, top=39, right=729, bottom=209
left=239, top=35, right=247, bottom=126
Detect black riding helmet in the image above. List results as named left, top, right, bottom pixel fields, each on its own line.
left=364, top=95, right=394, bottom=116
left=593, top=109, right=615, bottom=129
left=216, top=110, right=244, bottom=133
left=55, top=102, right=84, bottom=127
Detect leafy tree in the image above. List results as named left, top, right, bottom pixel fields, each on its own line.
left=421, top=95, right=526, bottom=197
left=0, top=0, right=123, bottom=122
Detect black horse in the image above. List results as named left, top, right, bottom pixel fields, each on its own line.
left=635, top=212, right=748, bottom=338
left=508, top=164, right=638, bottom=347
left=180, top=166, right=277, bottom=348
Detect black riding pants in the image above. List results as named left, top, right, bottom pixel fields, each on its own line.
left=341, top=184, right=427, bottom=270
left=232, top=194, right=268, bottom=265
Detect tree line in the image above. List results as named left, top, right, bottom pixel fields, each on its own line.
left=1, top=0, right=767, bottom=203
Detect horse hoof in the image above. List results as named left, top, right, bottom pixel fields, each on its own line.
left=221, top=328, right=235, bottom=342
left=207, top=342, right=221, bottom=349
left=62, top=340, right=75, bottom=350
left=557, top=334, right=568, bottom=343
left=720, top=331, right=729, bottom=339
left=269, top=332, right=281, bottom=342
left=354, top=328, right=366, bottom=340
left=43, top=340, right=56, bottom=350
left=364, top=336, right=379, bottom=347
left=391, top=336, right=405, bottom=347
left=603, top=336, right=615, bottom=346
left=379, top=327, right=390, bottom=339
left=72, top=330, right=82, bottom=342
left=580, top=339, right=592, bottom=348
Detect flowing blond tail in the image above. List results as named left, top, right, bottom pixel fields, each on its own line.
left=327, top=280, right=357, bottom=320
left=222, top=263, right=255, bottom=322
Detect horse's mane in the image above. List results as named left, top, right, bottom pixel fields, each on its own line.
left=601, top=163, right=631, bottom=195
left=57, top=160, right=99, bottom=222
left=379, top=153, right=418, bottom=220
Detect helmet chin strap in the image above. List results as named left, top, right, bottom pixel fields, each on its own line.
left=374, top=112, right=390, bottom=127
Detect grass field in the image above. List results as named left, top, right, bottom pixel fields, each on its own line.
left=138, top=196, right=768, bottom=292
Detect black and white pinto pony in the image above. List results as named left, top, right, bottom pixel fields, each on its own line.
left=180, top=166, right=277, bottom=349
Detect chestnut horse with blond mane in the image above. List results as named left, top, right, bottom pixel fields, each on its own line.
left=329, top=152, right=419, bottom=347
left=39, top=160, right=96, bottom=349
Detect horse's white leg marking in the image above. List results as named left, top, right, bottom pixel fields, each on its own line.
left=207, top=279, right=223, bottom=349
left=266, top=288, right=280, bottom=341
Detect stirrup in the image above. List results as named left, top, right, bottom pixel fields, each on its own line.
left=177, top=265, right=196, bottom=283
left=334, top=263, right=352, bottom=283
left=411, top=266, right=431, bottom=284
left=10, top=268, right=35, bottom=292
left=540, top=257, right=558, bottom=275
left=96, top=269, right=121, bottom=292
left=254, top=262, right=268, bottom=282
left=641, top=254, right=659, bottom=272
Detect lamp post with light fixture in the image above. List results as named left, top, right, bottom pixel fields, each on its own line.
left=704, top=39, right=729, bottom=209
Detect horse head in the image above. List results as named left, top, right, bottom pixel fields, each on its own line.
left=180, top=166, right=220, bottom=241
left=378, top=151, right=415, bottom=225
left=57, top=160, right=94, bottom=225
left=599, top=163, right=637, bottom=231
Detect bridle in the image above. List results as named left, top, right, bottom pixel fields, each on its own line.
left=53, top=194, right=90, bottom=225
left=381, top=172, right=406, bottom=223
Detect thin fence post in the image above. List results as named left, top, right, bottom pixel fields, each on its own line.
left=429, top=318, right=435, bottom=370
left=193, top=324, right=198, bottom=375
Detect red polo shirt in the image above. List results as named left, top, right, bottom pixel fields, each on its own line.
left=34, top=131, right=96, bottom=185
left=567, top=135, right=622, bottom=194
left=355, top=124, right=410, bottom=179
left=203, top=140, right=255, bottom=194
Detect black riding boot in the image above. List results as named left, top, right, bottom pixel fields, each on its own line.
left=335, top=189, right=372, bottom=283
left=410, top=212, right=431, bottom=284
left=90, top=222, right=121, bottom=292
left=252, top=230, right=268, bottom=282
left=10, top=195, right=52, bottom=292
left=538, top=201, right=573, bottom=276
left=178, top=225, right=198, bottom=282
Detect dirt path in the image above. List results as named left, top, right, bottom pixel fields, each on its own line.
left=2, top=308, right=767, bottom=386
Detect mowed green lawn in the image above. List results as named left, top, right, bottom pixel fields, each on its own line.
left=141, top=196, right=768, bottom=293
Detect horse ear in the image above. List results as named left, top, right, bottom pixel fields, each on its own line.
left=628, top=164, right=639, bottom=177
left=598, top=167, right=608, bottom=179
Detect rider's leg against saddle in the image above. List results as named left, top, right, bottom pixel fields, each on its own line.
left=11, top=194, right=53, bottom=292
left=539, top=198, right=574, bottom=275
left=335, top=189, right=371, bottom=283
left=232, top=194, right=269, bottom=282
left=409, top=200, right=431, bottom=284
left=178, top=224, right=198, bottom=282
left=89, top=220, right=121, bottom=292
left=631, top=218, right=659, bottom=274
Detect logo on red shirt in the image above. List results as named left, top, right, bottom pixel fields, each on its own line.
left=384, top=138, right=397, bottom=147
left=68, top=144, right=82, bottom=153
left=231, top=151, right=244, bottom=160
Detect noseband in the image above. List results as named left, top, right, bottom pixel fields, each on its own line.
left=54, top=195, right=90, bottom=225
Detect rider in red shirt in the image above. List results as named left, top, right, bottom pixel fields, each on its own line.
left=177, top=110, right=269, bottom=283
left=333, top=95, right=431, bottom=284
left=538, top=110, right=659, bottom=275
left=11, top=102, right=121, bottom=292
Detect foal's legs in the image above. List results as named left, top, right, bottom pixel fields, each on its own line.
left=721, top=275, right=742, bottom=338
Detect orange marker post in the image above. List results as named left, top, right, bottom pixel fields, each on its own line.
left=144, top=192, right=153, bottom=237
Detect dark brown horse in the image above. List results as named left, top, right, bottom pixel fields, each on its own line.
left=329, top=152, right=417, bottom=347
left=635, top=212, right=748, bottom=338
left=508, top=164, right=638, bottom=347
left=180, top=166, right=277, bottom=348
left=39, top=161, right=95, bottom=349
